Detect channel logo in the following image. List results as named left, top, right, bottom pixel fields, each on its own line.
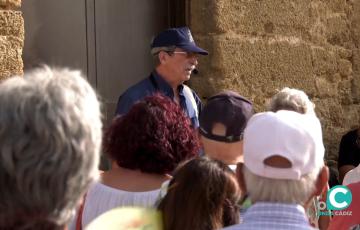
left=317, top=185, right=353, bottom=216
left=326, top=185, right=352, bottom=210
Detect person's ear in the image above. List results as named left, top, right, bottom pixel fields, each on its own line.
left=314, top=166, right=329, bottom=196
left=304, top=166, right=329, bottom=208
left=236, top=162, right=247, bottom=194
left=158, top=51, right=169, bottom=64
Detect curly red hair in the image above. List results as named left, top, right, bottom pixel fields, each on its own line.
left=104, top=94, right=200, bottom=174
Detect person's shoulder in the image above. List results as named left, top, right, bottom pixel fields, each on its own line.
left=120, top=75, right=158, bottom=101
left=122, top=77, right=154, bottom=98
left=116, top=76, right=154, bottom=115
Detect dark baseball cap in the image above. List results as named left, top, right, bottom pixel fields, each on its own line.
left=199, top=91, right=254, bottom=143
left=151, top=27, right=208, bottom=55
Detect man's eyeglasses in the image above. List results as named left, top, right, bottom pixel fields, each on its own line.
left=170, top=51, right=198, bottom=58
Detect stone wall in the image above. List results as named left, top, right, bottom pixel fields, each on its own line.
left=0, top=0, right=23, bottom=81
left=190, top=0, right=360, bottom=171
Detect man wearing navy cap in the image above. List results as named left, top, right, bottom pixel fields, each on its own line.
left=115, top=27, right=208, bottom=127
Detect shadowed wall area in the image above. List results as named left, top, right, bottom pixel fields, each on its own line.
left=0, top=0, right=23, bottom=80
left=189, top=0, right=360, bottom=172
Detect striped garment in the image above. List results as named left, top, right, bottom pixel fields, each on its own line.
left=224, top=202, right=316, bottom=230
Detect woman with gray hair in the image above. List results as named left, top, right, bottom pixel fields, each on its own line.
left=0, top=67, right=102, bottom=230
left=268, top=87, right=315, bottom=114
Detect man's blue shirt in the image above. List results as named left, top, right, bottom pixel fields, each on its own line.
left=115, top=71, right=202, bottom=127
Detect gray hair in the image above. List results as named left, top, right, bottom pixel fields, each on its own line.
left=268, top=87, right=315, bottom=114
left=151, top=46, right=176, bottom=66
left=0, top=66, right=102, bottom=229
left=243, top=166, right=320, bottom=205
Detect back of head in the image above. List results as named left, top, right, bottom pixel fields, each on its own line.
left=158, top=157, right=241, bottom=230
left=104, top=94, right=199, bottom=174
left=0, top=67, right=102, bottom=229
left=200, top=91, right=253, bottom=142
left=243, top=111, right=324, bottom=204
left=268, top=87, right=315, bottom=114
left=199, top=90, right=253, bottom=164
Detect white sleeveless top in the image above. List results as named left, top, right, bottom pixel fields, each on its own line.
left=70, top=182, right=161, bottom=229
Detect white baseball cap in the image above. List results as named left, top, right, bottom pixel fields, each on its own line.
left=243, top=110, right=325, bottom=180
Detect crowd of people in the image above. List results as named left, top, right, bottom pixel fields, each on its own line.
left=0, top=26, right=359, bottom=230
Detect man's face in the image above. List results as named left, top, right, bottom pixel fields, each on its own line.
left=164, top=48, right=198, bottom=84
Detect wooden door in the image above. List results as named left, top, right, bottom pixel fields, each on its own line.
left=93, top=0, right=168, bottom=126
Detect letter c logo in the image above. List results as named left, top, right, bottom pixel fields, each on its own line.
left=326, top=185, right=352, bottom=210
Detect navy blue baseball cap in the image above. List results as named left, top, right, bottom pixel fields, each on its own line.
left=151, top=27, right=208, bottom=55
left=199, top=91, right=254, bottom=143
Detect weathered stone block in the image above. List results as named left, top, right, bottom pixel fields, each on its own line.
left=217, top=0, right=313, bottom=37
left=338, top=58, right=352, bottom=77
left=0, top=10, right=23, bottom=37
left=327, top=0, right=348, bottom=13
left=313, top=98, right=351, bottom=164
left=0, top=0, right=21, bottom=9
left=222, top=35, right=315, bottom=96
left=311, top=47, right=337, bottom=75
left=351, top=52, right=360, bottom=105
left=337, top=79, right=354, bottom=105
left=0, top=8, right=23, bottom=80
left=190, top=0, right=219, bottom=34
left=351, top=0, right=360, bottom=48
left=191, top=34, right=321, bottom=111
left=326, top=14, right=351, bottom=47
left=0, top=35, right=23, bottom=80
left=315, top=78, right=338, bottom=97
left=336, top=47, right=352, bottom=59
